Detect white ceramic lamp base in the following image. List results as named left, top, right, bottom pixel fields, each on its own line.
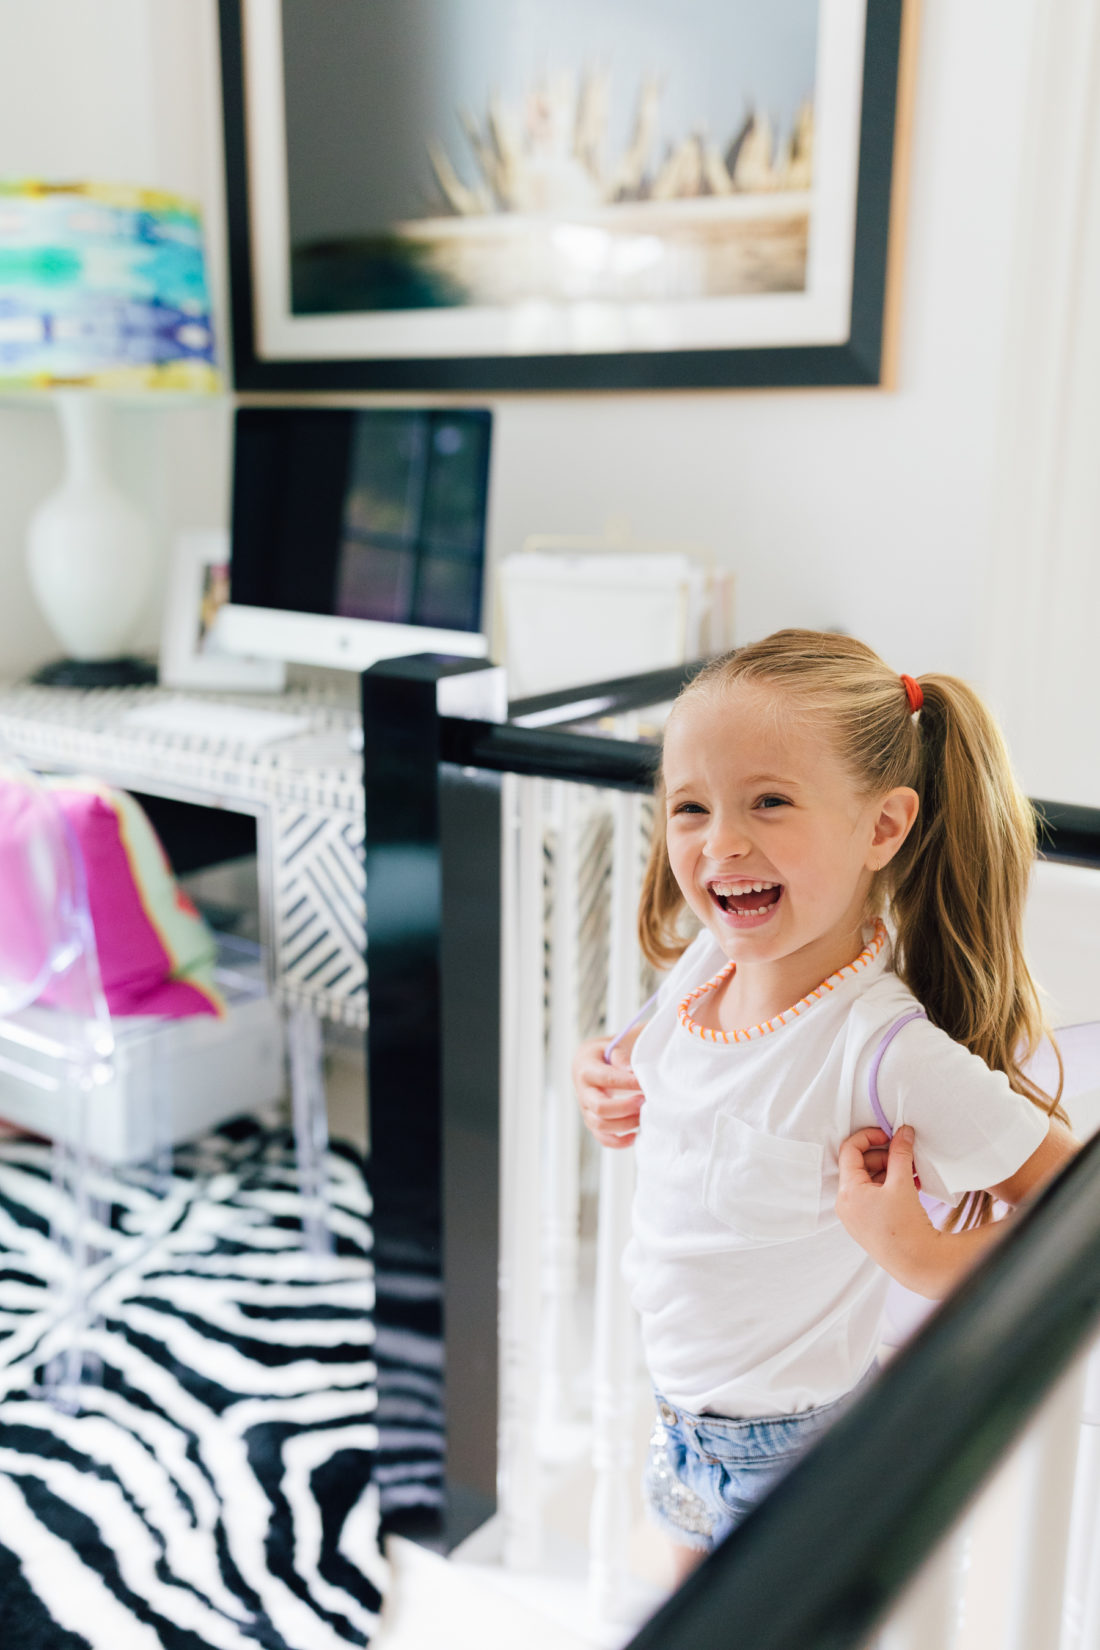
left=28, top=394, right=157, bottom=685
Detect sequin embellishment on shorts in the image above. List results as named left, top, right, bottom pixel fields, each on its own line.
left=643, top=1419, right=715, bottom=1538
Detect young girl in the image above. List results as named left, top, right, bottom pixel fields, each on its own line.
left=573, top=630, right=1077, bottom=1579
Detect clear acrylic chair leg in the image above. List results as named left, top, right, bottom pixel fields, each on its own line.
left=286, top=1003, right=332, bottom=1256
left=44, top=1070, right=108, bottom=1405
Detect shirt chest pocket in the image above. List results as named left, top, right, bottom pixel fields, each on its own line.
left=703, top=1113, right=825, bottom=1244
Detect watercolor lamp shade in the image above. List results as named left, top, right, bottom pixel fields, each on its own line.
left=0, top=182, right=221, bottom=685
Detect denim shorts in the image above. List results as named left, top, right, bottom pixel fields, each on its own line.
left=643, top=1373, right=875, bottom=1552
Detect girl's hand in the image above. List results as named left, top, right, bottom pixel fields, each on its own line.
left=836, top=1126, right=940, bottom=1293
left=839, top=1123, right=1059, bottom=1300
left=573, top=1032, right=645, bottom=1149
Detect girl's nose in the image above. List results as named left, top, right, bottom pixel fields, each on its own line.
left=703, top=816, right=751, bottom=861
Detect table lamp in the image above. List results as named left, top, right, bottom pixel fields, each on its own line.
left=0, top=181, right=221, bottom=686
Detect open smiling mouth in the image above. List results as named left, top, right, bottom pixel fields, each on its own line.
left=709, top=881, right=783, bottom=921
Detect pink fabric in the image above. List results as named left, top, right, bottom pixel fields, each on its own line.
left=0, top=776, right=221, bottom=1020
left=51, top=785, right=221, bottom=1018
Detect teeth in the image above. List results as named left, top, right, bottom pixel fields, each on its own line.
left=710, top=880, right=779, bottom=895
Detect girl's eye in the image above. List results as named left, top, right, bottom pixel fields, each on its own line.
left=756, top=795, right=790, bottom=810
left=671, top=801, right=706, bottom=816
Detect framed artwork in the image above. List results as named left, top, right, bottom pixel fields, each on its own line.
left=219, top=0, right=914, bottom=393
left=159, top=529, right=286, bottom=691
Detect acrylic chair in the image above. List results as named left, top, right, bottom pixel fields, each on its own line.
left=0, top=756, right=127, bottom=1401
left=0, top=760, right=293, bottom=1398
left=0, top=756, right=329, bottom=1386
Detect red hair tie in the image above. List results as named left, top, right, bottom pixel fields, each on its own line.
left=900, top=674, right=923, bottom=714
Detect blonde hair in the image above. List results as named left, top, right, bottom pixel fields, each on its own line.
left=640, top=630, right=1066, bottom=1230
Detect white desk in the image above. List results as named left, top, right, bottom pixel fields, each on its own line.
left=0, top=682, right=367, bottom=1030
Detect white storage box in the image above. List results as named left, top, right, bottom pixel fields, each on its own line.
left=0, top=942, right=285, bottom=1163
left=498, top=534, right=733, bottom=700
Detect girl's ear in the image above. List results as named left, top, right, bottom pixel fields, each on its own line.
left=868, top=787, right=919, bottom=869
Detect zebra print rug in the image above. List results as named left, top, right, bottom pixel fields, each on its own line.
left=0, top=1118, right=404, bottom=1650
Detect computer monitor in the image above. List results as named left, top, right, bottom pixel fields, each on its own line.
left=216, top=406, right=493, bottom=672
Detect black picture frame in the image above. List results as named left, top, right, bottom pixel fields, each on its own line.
left=218, top=0, right=912, bottom=394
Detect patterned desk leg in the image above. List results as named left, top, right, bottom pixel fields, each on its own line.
left=271, top=804, right=368, bottom=1029
left=269, top=805, right=367, bottom=1254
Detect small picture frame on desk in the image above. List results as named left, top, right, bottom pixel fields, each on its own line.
left=160, top=530, right=286, bottom=692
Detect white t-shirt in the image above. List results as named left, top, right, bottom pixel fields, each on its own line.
left=622, top=920, right=1049, bottom=1420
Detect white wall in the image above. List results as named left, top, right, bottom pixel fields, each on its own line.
left=0, top=0, right=1094, bottom=806
left=484, top=0, right=1040, bottom=688
left=981, top=2, right=1100, bottom=809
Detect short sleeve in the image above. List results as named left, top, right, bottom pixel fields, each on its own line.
left=857, top=1019, right=1050, bottom=1204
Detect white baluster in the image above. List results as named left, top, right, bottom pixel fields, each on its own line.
left=875, top=1523, right=969, bottom=1650
left=539, top=780, right=584, bottom=1457
left=498, top=774, right=546, bottom=1571
left=1064, top=1340, right=1100, bottom=1650
left=1004, top=1354, right=1089, bottom=1650
left=589, top=788, right=643, bottom=1621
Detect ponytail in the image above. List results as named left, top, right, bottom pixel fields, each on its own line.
left=888, top=676, right=1067, bottom=1229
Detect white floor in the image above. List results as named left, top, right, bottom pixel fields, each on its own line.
left=372, top=1390, right=670, bottom=1650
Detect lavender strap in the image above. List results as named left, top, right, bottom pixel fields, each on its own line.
left=603, top=988, right=662, bottom=1063
left=868, top=1009, right=928, bottom=1134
